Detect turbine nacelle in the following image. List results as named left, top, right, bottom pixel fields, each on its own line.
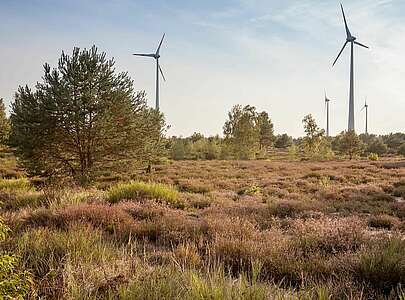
left=347, top=35, right=356, bottom=42
left=324, top=90, right=331, bottom=103
left=362, top=100, right=368, bottom=111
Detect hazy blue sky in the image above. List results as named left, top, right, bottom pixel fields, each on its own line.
left=0, top=0, right=404, bottom=137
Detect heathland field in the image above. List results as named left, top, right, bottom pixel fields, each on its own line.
left=1, top=148, right=405, bottom=299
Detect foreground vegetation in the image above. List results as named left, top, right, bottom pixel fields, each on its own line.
left=1, top=45, right=405, bottom=299
left=1, top=147, right=405, bottom=299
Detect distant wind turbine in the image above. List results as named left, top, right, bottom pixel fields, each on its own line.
left=325, top=91, right=331, bottom=137
left=332, top=4, right=369, bottom=132
left=361, top=98, right=369, bottom=135
left=133, top=34, right=166, bottom=111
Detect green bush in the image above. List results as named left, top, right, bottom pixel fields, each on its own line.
left=0, top=219, right=32, bottom=299
left=107, top=181, right=182, bottom=208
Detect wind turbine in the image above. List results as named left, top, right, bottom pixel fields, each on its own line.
left=332, top=4, right=369, bottom=132
left=324, top=91, right=331, bottom=137
left=133, top=34, right=166, bottom=110
left=361, top=98, right=369, bottom=135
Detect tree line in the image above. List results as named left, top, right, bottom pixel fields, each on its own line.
left=168, top=110, right=405, bottom=161
left=0, top=46, right=404, bottom=183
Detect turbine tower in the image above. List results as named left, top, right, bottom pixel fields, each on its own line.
left=325, top=91, right=331, bottom=137
left=361, top=98, right=369, bottom=135
left=332, top=4, right=369, bottom=132
left=133, top=34, right=166, bottom=110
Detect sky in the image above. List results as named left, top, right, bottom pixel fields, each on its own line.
left=0, top=0, right=404, bottom=137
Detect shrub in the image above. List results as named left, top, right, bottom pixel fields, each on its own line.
left=367, top=215, right=397, bottom=230
left=292, top=217, right=366, bottom=255
left=107, top=181, right=182, bottom=208
left=368, top=153, right=379, bottom=161
left=181, top=193, right=212, bottom=209
left=134, top=213, right=209, bottom=246
left=22, top=204, right=136, bottom=242
left=393, top=181, right=405, bottom=198
left=177, top=179, right=213, bottom=194
left=238, top=185, right=262, bottom=196
left=303, top=172, right=323, bottom=180
left=1, top=191, right=46, bottom=210
left=267, top=199, right=316, bottom=218
left=0, top=219, right=32, bottom=299
left=392, top=202, right=405, bottom=219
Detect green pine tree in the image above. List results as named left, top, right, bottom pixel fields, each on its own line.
left=10, top=46, right=166, bottom=183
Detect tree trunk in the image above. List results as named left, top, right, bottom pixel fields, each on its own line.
left=146, top=163, right=152, bottom=174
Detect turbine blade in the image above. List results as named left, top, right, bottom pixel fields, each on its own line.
left=332, top=41, right=348, bottom=66
left=156, top=33, right=165, bottom=55
left=340, top=4, right=351, bottom=38
left=361, top=106, right=366, bottom=112
left=354, top=41, right=369, bottom=49
left=159, top=64, right=166, bottom=81
left=133, top=53, right=156, bottom=57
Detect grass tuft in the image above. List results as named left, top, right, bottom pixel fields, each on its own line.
left=107, top=181, right=182, bottom=208
left=0, top=178, right=32, bottom=192
left=355, top=237, right=405, bottom=294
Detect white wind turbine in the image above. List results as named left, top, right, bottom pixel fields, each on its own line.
left=332, top=4, right=369, bottom=132
left=133, top=34, right=166, bottom=110
left=324, top=91, right=331, bottom=137
left=361, top=98, right=369, bottom=135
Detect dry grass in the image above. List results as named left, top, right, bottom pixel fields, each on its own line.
left=2, top=153, right=405, bottom=299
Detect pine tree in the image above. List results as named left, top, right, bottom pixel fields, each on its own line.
left=336, top=130, right=364, bottom=160
left=257, top=111, right=275, bottom=151
left=275, top=134, right=293, bottom=149
left=10, top=46, right=166, bottom=182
